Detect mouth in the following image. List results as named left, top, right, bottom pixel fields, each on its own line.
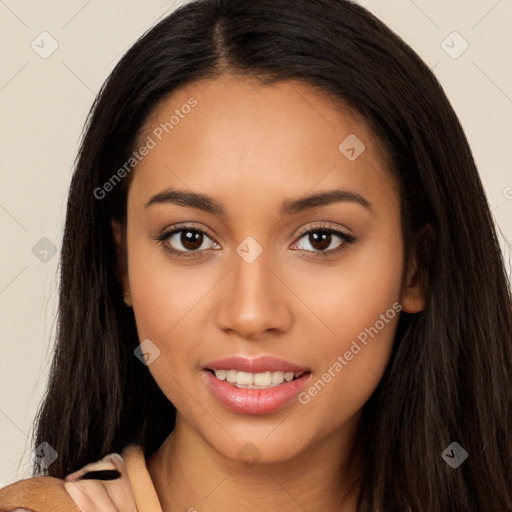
left=202, top=356, right=312, bottom=415
left=205, top=368, right=309, bottom=389
left=203, top=369, right=311, bottom=415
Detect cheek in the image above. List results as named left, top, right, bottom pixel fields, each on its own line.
left=294, top=231, right=404, bottom=420
left=296, top=304, right=400, bottom=436
left=128, top=254, right=212, bottom=408
left=289, top=224, right=404, bottom=347
left=126, top=235, right=215, bottom=381
left=126, top=222, right=212, bottom=335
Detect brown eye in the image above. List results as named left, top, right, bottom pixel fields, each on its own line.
left=307, top=231, right=333, bottom=251
left=292, top=225, right=356, bottom=257
left=157, top=226, right=220, bottom=257
left=179, top=230, right=204, bottom=251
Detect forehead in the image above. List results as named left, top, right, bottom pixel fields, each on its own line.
left=129, top=74, right=398, bottom=214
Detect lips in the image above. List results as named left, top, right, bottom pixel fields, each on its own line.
left=204, top=355, right=310, bottom=374
left=203, top=356, right=311, bottom=415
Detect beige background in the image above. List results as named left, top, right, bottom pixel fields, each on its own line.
left=1, top=0, right=511, bottom=486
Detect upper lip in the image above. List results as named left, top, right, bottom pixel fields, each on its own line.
left=204, top=356, right=310, bottom=374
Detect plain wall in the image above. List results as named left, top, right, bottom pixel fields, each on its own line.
left=1, top=0, right=511, bottom=486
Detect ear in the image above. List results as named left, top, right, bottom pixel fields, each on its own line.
left=400, top=225, right=431, bottom=313
left=111, top=219, right=130, bottom=297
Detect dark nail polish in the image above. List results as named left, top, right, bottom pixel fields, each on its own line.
left=80, top=469, right=121, bottom=481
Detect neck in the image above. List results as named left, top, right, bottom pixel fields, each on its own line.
left=147, top=413, right=363, bottom=512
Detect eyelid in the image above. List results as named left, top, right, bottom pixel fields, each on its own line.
left=294, top=221, right=352, bottom=238
left=159, top=221, right=215, bottom=239
left=155, top=222, right=219, bottom=256
left=156, top=221, right=356, bottom=257
left=290, top=222, right=356, bottom=255
left=159, top=221, right=352, bottom=240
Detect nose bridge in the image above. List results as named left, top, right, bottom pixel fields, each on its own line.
left=216, top=236, right=291, bottom=338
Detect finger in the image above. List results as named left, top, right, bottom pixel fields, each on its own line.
left=64, top=453, right=137, bottom=512
left=65, top=454, right=121, bottom=483
left=97, top=454, right=138, bottom=512
left=64, top=480, right=107, bottom=512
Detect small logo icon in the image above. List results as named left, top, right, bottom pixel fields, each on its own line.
left=441, top=31, right=469, bottom=59
left=31, top=31, right=59, bottom=59
left=32, top=237, right=57, bottom=263
left=338, top=134, right=366, bottom=161
left=237, top=442, right=262, bottom=467
left=134, top=339, right=161, bottom=366
left=32, top=442, right=58, bottom=469
left=236, top=236, right=263, bottom=264
left=441, top=441, right=468, bottom=468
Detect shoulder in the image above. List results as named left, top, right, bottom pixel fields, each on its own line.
left=0, top=444, right=159, bottom=512
left=0, top=475, right=79, bottom=511
left=60, top=445, right=162, bottom=512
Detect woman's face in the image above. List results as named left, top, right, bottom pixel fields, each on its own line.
left=114, top=73, right=425, bottom=464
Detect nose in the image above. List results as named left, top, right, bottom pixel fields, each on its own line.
left=216, top=245, right=293, bottom=342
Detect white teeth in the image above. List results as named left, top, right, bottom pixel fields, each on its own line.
left=236, top=371, right=253, bottom=386
left=253, top=372, right=272, bottom=386
left=212, top=369, right=306, bottom=389
left=271, top=371, right=284, bottom=384
left=226, top=369, right=238, bottom=383
left=214, top=369, right=226, bottom=380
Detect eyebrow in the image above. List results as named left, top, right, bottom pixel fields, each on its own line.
left=144, top=187, right=372, bottom=215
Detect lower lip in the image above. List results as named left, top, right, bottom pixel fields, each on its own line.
left=204, top=370, right=311, bottom=415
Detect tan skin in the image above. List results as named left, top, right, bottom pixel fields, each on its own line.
left=112, top=73, right=426, bottom=511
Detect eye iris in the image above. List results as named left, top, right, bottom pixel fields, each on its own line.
left=310, top=231, right=331, bottom=251
left=181, top=230, right=203, bottom=250
left=173, top=229, right=339, bottom=252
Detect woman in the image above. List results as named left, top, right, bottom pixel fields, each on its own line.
left=1, top=0, right=511, bottom=510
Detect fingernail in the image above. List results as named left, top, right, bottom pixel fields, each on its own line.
left=80, top=469, right=121, bottom=481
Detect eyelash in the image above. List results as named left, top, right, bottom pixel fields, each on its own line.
left=156, top=223, right=357, bottom=259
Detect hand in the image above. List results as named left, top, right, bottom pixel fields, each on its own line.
left=63, top=452, right=138, bottom=512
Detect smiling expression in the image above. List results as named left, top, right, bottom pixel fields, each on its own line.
left=112, top=72, right=425, bottom=464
